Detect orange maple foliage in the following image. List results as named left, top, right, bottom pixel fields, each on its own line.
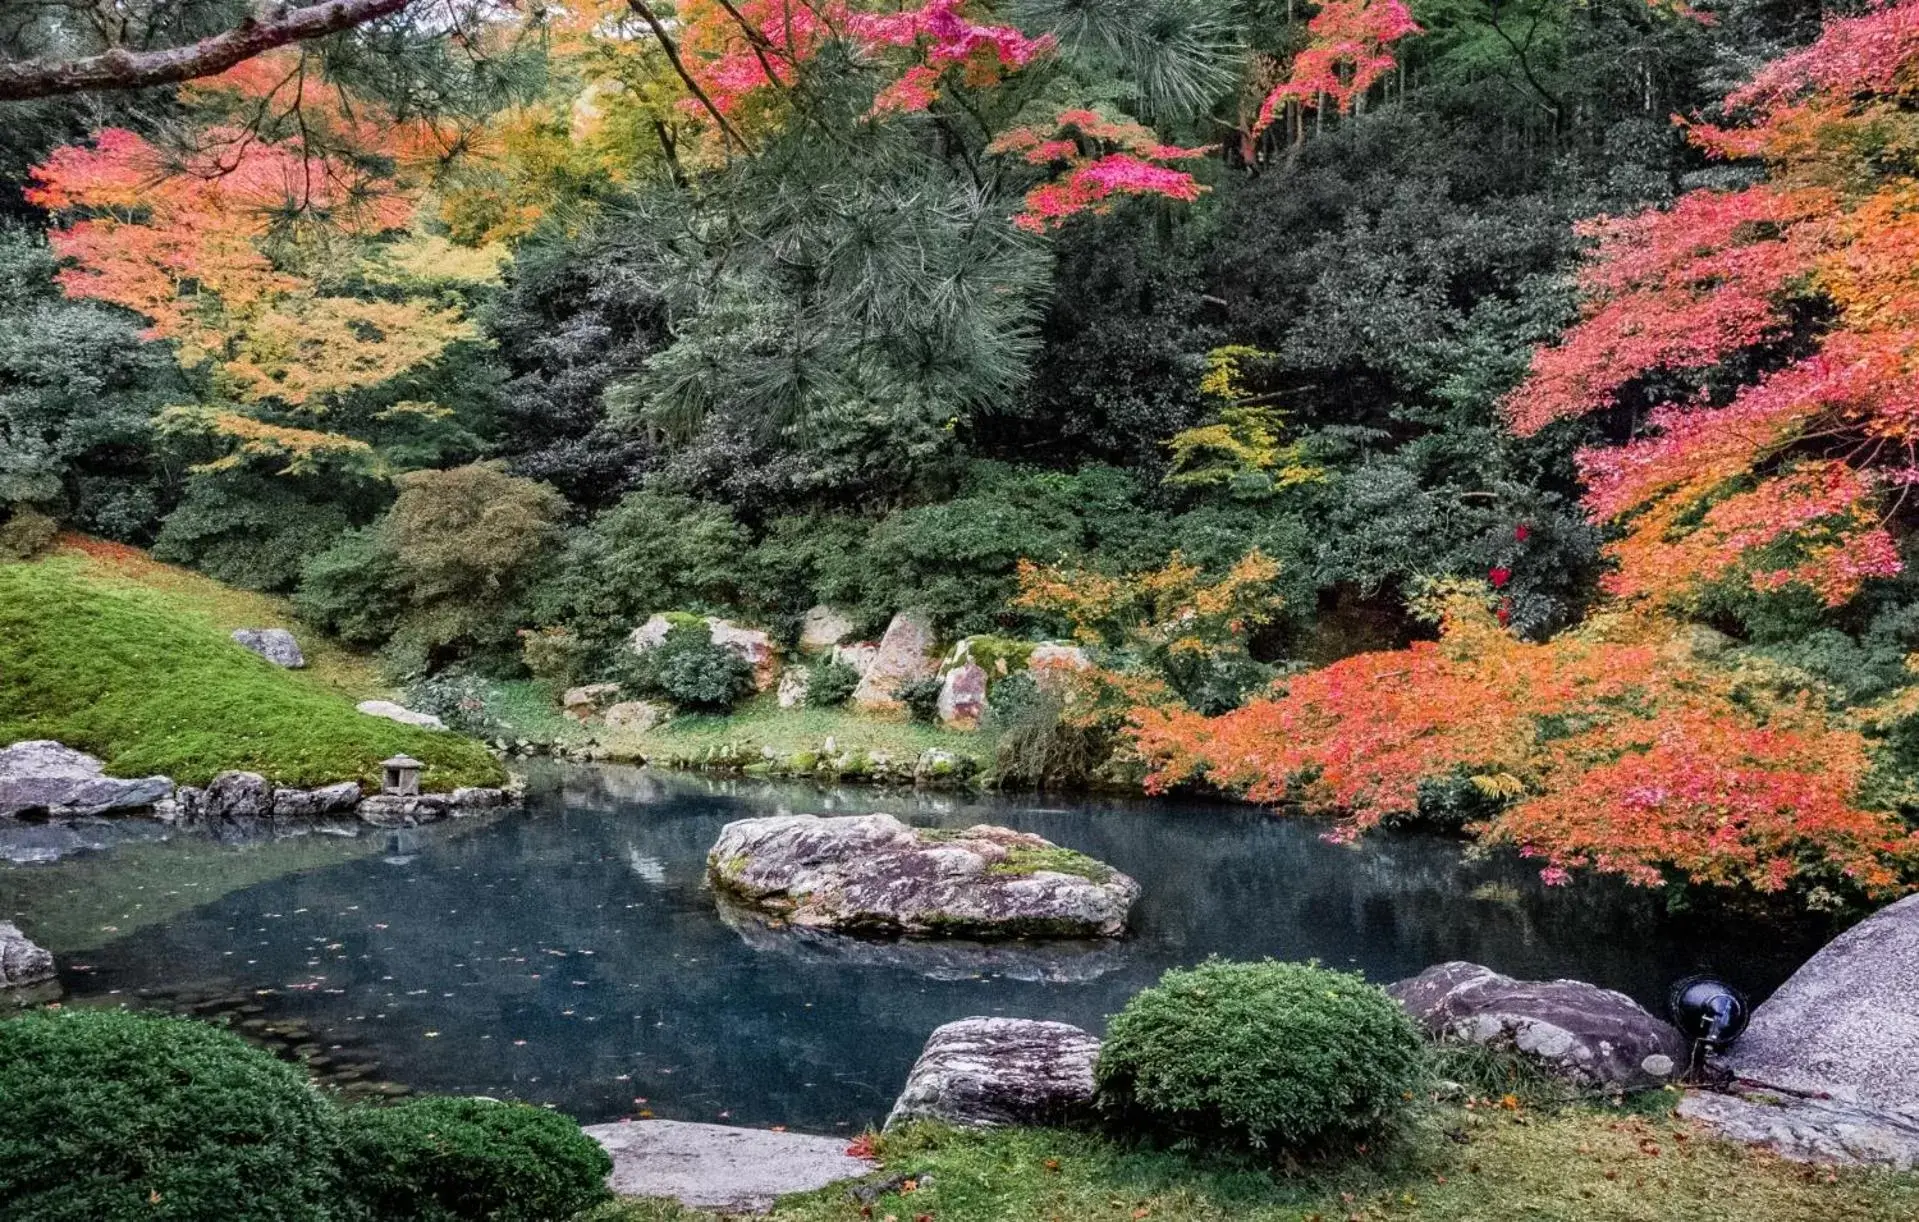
left=1133, top=587, right=1919, bottom=896
left=1507, top=0, right=1919, bottom=610
left=1133, top=4, right=1919, bottom=898
left=28, top=56, right=478, bottom=412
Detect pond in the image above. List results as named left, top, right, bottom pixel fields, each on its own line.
left=2, top=765, right=1839, bottom=1133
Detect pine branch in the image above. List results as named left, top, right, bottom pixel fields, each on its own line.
left=0, top=0, right=416, bottom=100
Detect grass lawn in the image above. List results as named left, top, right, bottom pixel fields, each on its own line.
left=584, top=1106, right=1919, bottom=1222
left=0, top=547, right=503, bottom=789
left=594, top=691, right=992, bottom=767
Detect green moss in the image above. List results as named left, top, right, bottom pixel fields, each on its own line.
left=0, top=556, right=503, bottom=788
left=950, top=635, right=1037, bottom=682
left=658, top=610, right=708, bottom=629
left=987, top=844, right=1112, bottom=882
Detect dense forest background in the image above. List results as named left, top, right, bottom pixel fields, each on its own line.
left=8, top=0, right=1919, bottom=900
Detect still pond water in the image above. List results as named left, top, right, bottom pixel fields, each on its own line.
left=4, top=765, right=1836, bottom=1132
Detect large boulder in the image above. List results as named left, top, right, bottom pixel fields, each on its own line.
left=707, top=813, right=1139, bottom=938
left=936, top=662, right=987, bottom=731
left=603, top=701, right=668, bottom=733
left=831, top=641, right=879, bottom=676
left=798, top=605, right=857, bottom=652
left=562, top=683, right=622, bottom=722
left=1679, top=895, right=1919, bottom=1167
left=198, top=771, right=274, bottom=822
left=0, top=740, right=171, bottom=817
left=356, top=700, right=446, bottom=731
left=231, top=627, right=305, bottom=668
left=1389, top=961, right=1687, bottom=1091
left=0, top=922, right=54, bottom=991
left=271, top=781, right=364, bottom=819
left=850, top=612, right=938, bottom=711
left=886, top=1017, right=1101, bottom=1130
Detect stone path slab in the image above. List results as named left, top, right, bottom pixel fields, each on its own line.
left=583, top=1119, right=876, bottom=1213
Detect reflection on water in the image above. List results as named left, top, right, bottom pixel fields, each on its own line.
left=5, top=764, right=1838, bottom=1132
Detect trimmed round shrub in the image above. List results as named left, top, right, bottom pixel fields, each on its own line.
left=806, top=657, right=861, bottom=707
left=1095, top=959, right=1423, bottom=1153
left=623, top=622, right=756, bottom=712
left=0, top=1009, right=338, bottom=1221
left=336, top=1096, right=612, bottom=1222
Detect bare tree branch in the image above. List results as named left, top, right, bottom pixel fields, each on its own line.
left=0, top=0, right=416, bottom=101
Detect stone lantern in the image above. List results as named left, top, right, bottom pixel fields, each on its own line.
left=381, top=755, right=423, bottom=797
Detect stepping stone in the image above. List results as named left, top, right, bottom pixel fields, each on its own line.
left=582, top=1119, right=876, bottom=1214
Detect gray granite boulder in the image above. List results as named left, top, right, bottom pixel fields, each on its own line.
left=356, top=700, right=446, bottom=731
left=708, top=813, right=1138, bottom=938
left=271, top=781, right=363, bottom=818
left=0, top=922, right=54, bottom=990
left=1390, top=961, right=1686, bottom=1091
left=850, top=612, right=938, bottom=711
left=199, top=771, right=274, bottom=821
left=886, top=1017, right=1101, bottom=1130
left=0, top=740, right=171, bottom=816
left=1678, top=894, right=1919, bottom=1167
left=231, top=627, right=305, bottom=668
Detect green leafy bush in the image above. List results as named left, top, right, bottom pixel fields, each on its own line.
left=806, top=657, right=861, bottom=707
left=1095, top=959, right=1423, bottom=1154
left=0, top=1009, right=338, bottom=1221
left=519, top=625, right=592, bottom=691
left=621, top=622, right=755, bottom=712
left=895, top=674, right=945, bottom=724
left=335, top=1096, right=611, bottom=1222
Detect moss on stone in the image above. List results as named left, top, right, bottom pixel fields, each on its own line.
left=987, top=845, right=1112, bottom=882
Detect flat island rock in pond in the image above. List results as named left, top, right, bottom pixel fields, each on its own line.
left=886, top=1017, right=1101, bottom=1130
left=1390, top=961, right=1687, bottom=1091
left=1680, top=894, right=1919, bottom=1168
left=707, top=813, right=1140, bottom=938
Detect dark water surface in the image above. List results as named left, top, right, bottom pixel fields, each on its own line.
left=8, top=765, right=1836, bottom=1132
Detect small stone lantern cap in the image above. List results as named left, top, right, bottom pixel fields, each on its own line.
left=381, top=754, right=424, bottom=796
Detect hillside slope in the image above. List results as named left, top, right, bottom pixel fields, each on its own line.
left=0, top=546, right=502, bottom=789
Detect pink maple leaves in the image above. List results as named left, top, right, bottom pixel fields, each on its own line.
left=1254, top=0, right=1420, bottom=134
left=989, top=109, right=1210, bottom=232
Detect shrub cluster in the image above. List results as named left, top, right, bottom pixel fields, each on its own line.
left=0, top=1010, right=611, bottom=1222
left=0, top=1009, right=339, bottom=1221
left=895, top=674, right=945, bottom=724
left=619, top=621, right=757, bottom=712
left=1095, top=959, right=1423, bottom=1154
left=806, top=656, right=862, bottom=707
left=336, top=1096, right=612, bottom=1222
